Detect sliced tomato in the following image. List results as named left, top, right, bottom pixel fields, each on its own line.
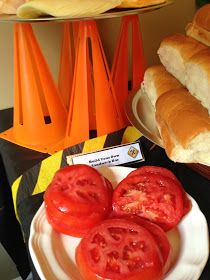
left=45, top=203, right=105, bottom=237
left=45, top=195, right=106, bottom=225
left=44, top=188, right=97, bottom=215
left=112, top=173, right=184, bottom=231
left=45, top=188, right=111, bottom=237
left=127, top=166, right=191, bottom=216
left=45, top=211, right=88, bottom=237
left=45, top=164, right=113, bottom=216
left=76, top=218, right=164, bottom=280
left=44, top=164, right=113, bottom=237
left=127, top=216, right=172, bottom=274
left=44, top=182, right=112, bottom=216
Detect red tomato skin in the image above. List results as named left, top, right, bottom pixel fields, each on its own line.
left=76, top=219, right=163, bottom=280
left=127, top=166, right=191, bottom=216
left=112, top=173, right=184, bottom=231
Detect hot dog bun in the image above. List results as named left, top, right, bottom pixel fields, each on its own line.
left=155, top=88, right=210, bottom=165
left=157, top=33, right=207, bottom=86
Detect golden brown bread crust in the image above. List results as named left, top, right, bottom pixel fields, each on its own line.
left=0, top=0, right=26, bottom=14
left=159, top=33, right=207, bottom=62
left=192, top=4, right=210, bottom=31
left=186, top=4, right=210, bottom=46
left=155, top=88, right=210, bottom=151
left=155, top=116, right=174, bottom=157
left=186, top=22, right=210, bottom=47
left=145, top=65, right=183, bottom=100
left=117, top=0, right=166, bottom=8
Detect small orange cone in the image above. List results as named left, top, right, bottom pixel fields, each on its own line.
left=111, top=15, right=146, bottom=124
left=0, top=23, right=67, bottom=153
left=63, top=20, right=125, bottom=148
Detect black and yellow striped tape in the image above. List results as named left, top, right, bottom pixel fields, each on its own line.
left=12, top=126, right=142, bottom=221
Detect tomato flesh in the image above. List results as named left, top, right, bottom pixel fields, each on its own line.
left=112, top=173, right=184, bottom=231
left=127, top=216, right=171, bottom=273
left=76, top=218, right=163, bottom=280
left=127, top=166, right=191, bottom=216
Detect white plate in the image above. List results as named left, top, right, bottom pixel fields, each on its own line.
left=29, top=166, right=209, bottom=280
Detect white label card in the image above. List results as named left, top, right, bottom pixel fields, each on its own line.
left=66, top=142, right=144, bottom=167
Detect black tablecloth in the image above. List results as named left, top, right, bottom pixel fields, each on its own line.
left=0, top=108, right=209, bottom=280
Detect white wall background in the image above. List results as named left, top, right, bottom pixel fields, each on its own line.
left=0, top=0, right=196, bottom=109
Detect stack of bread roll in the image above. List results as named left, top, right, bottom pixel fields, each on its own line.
left=141, top=4, right=210, bottom=165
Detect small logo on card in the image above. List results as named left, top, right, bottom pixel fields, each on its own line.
left=128, top=146, right=139, bottom=158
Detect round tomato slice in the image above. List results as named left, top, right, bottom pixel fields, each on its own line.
left=112, top=173, right=184, bottom=231
left=76, top=218, right=163, bottom=280
left=45, top=164, right=113, bottom=216
left=127, top=166, right=191, bottom=216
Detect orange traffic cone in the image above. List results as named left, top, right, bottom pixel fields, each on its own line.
left=111, top=15, right=146, bottom=124
left=0, top=23, right=67, bottom=153
left=63, top=20, right=125, bottom=149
